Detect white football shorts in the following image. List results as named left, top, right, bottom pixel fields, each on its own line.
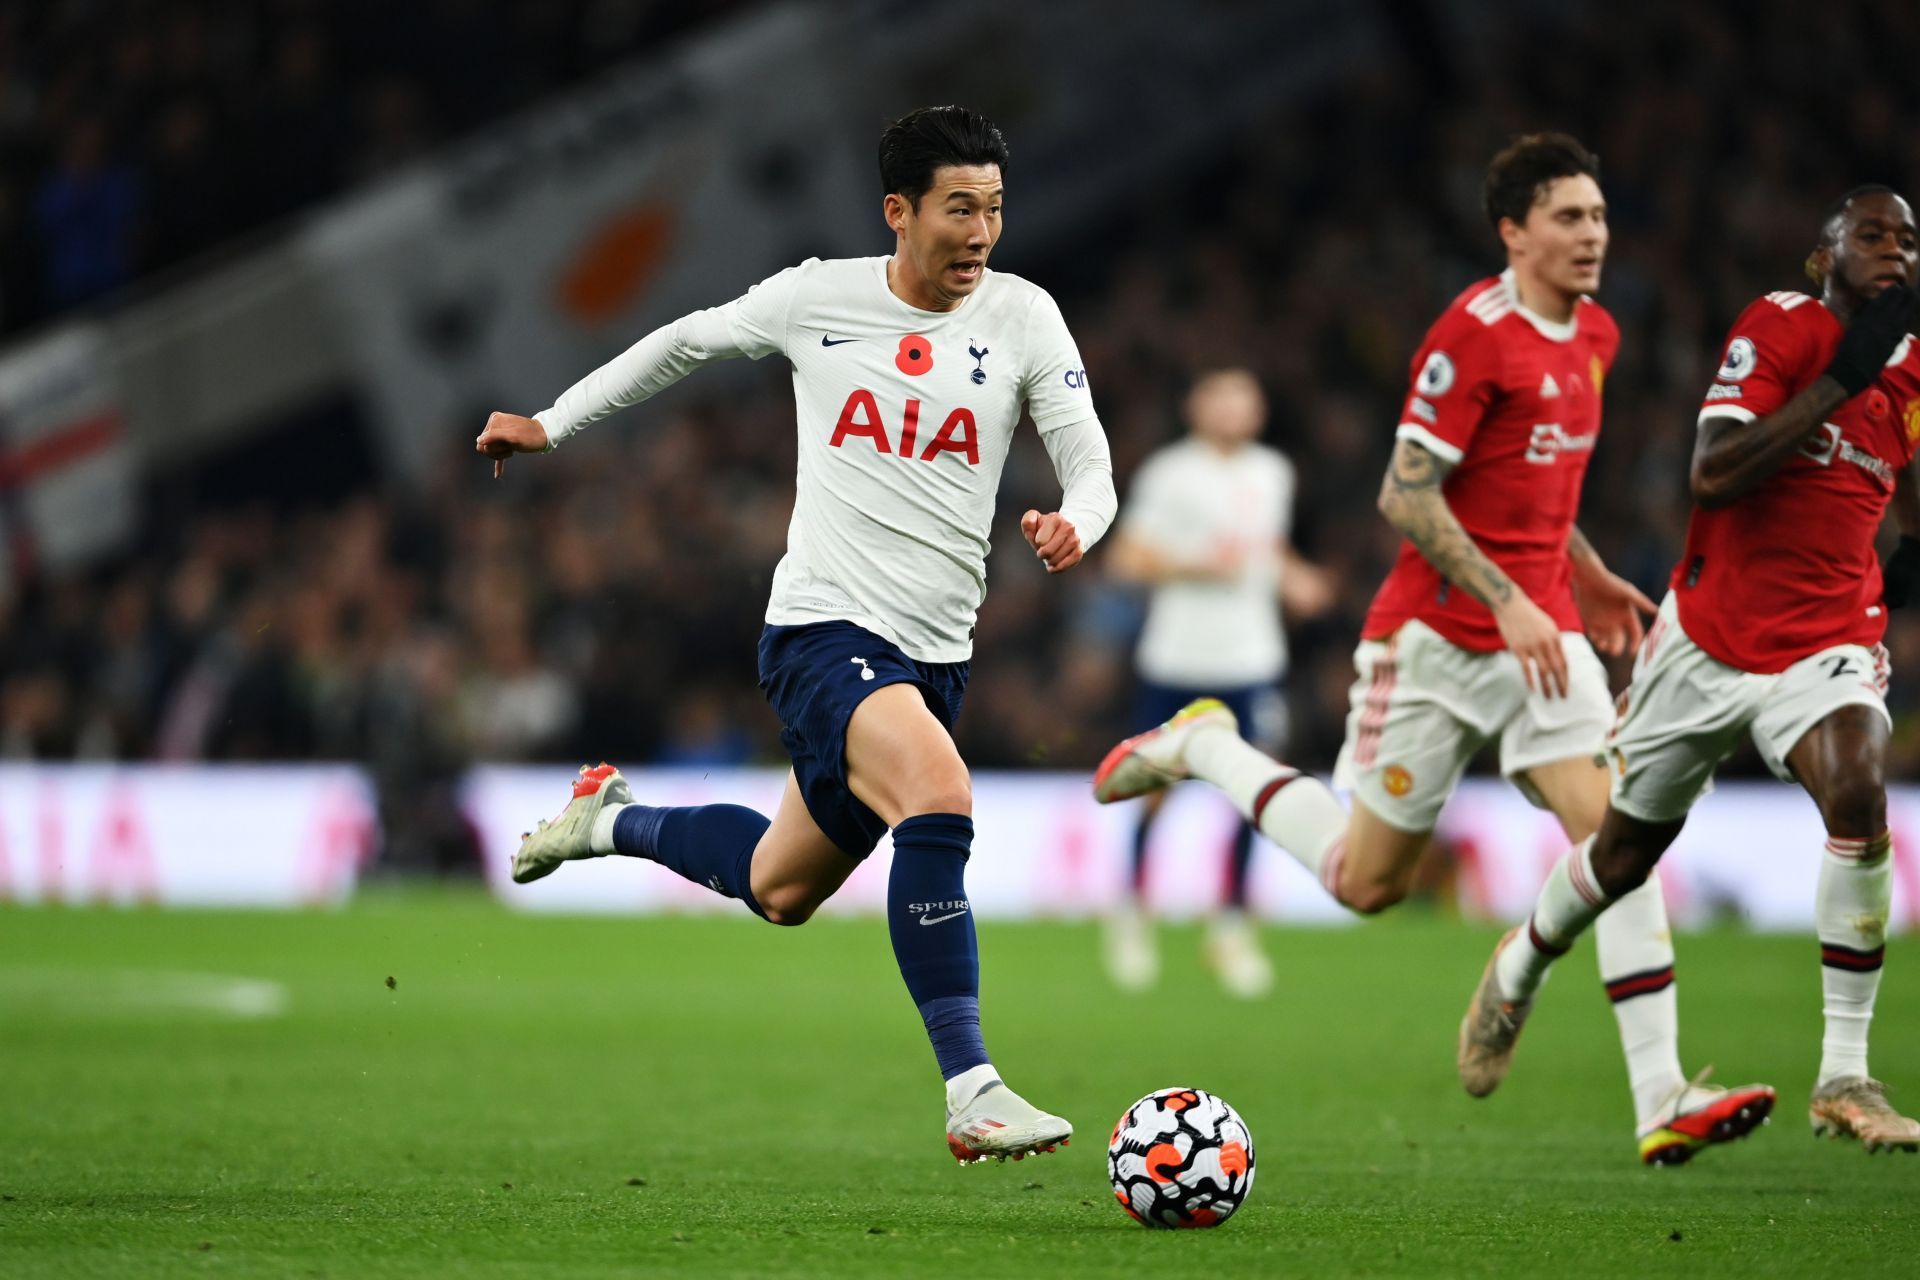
left=1607, top=592, right=1891, bottom=823
left=1333, top=618, right=1614, bottom=833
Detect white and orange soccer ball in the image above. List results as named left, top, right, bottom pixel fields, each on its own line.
left=1107, top=1087, right=1255, bottom=1228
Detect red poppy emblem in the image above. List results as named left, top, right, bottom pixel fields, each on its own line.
left=896, top=335, right=934, bottom=376
left=1866, top=389, right=1891, bottom=419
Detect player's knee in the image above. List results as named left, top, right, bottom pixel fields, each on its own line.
left=1337, top=870, right=1408, bottom=916
left=897, top=765, right=973, bottom=820
left=1821, top=778, right=1887, bottom=841
left=756, top=884, right=822, bottom=927
left=1585, top=836, right=1648, bottom=897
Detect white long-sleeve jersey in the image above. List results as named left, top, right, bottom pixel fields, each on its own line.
left=1122, top=439, right=1297, bottom=687
left=538, top=256, right=1116, bottom=662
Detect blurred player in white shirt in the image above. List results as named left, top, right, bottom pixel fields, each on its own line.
left=1102, top=370, right=1331, bottom=995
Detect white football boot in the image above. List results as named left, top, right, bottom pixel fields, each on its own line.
left=1204, top=910, right=1274, bottom=999
left=1092, top=698, right=1239, bottom=803
left=945, top=1070, right=1073, bottom=1164
left=1809, top=1076, right=1920, bottom=1153
left=511, top=763, right=632, bottom=884
left=1103, top=901, right=1160, bottom=992
left=1458, top=928, right=1534, bottom=1097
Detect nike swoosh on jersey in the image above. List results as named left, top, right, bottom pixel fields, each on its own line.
left=919, top=909, right=969, bottom=925
left=820, top=335, right=858, bottom=347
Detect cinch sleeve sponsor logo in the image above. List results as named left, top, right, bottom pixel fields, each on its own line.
left=1064, top=368, right=1090, bottom=389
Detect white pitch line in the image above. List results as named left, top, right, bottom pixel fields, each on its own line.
left=0, top=968, right=290, bottom=1019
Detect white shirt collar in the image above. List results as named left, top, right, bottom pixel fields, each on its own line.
left=1500, top=268, right=1581, bottom=343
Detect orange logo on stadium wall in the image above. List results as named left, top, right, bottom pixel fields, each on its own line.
left=1382, top=764, right=1414, bottom=797
left=556, top=203, right=678, bottom=326
left=1590, top=354, right=1605, bottom=398
left=1904, top=398, right=1920, bottom=445
left=896, top=335, right=934, bottom=375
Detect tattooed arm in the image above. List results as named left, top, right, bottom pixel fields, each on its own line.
left=1375, top=438, right=1518, bottom=608
left=1375, top=437, right=1570, bottom=695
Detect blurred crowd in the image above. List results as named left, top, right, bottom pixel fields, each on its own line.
left=8, top=0, right=1920, bottom=834
left=0, top=0, right=752, bottom=337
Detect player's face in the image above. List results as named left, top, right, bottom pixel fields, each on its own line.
left=886, top=164, right=1003, bottom=311
left=1187, top=373, right=1265, bottom=448
left=1828, top=193, right=1918, bottom=302
left=1507, top=174, right=1608, bottom=300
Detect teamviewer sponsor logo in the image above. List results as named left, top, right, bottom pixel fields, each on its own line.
left=1524, top=423, right=1598, bottom=464
left=910, top=899, right=971, bottom=926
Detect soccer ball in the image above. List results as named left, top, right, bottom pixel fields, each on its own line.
left=1107, top=1087, right=1255, bottom=1228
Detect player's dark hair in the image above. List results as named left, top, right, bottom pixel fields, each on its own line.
left=1818, top=183, right=1901, bottom=246
left=1482, top=133, right=1601, bottom=232
left=878, top=106, right=1009, bottom=209
left=1808, top=184, right=1904, bottom=285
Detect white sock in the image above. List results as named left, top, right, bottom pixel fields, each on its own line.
left=1496, top=837, right=1617, bottom=1000
left=1816, top=832, right=1892, bottom=1086
left=589, top=803, right=629, bottom=854
left=1184, top=726, right=1348, bottom=892
left=1595, top=875, right=1685, bottom=1129
left=945, top=1061, right=1001, bottom=1110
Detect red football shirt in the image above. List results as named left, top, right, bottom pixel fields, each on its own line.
left=1676, top=291, right=1920, bottom=674
left=1363, top=271, right=1620, bottom=651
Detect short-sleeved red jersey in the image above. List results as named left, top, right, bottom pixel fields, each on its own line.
left=1677, top=291, right=1920, bottom=674
left=1363, top=271, right=1620, bottom=651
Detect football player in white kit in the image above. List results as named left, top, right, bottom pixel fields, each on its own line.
left=475, top=107, right=1117, bottom=1165
left=1101, top=368, right=1332, bottom=996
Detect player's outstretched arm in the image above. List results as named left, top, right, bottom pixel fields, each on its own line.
left=483, top=268, right=798, bottom=475
left=1567, top=525, right=1656, bottom=656
left=1693, top=284, right=1920, bottom=508
left=475, top=412, right=550, bottom=479
left=1376, top=437, right=1569, bottom=696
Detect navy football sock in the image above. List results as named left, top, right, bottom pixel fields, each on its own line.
left=1129, top=807, right=1155, bottom=897
left=1224, top=819, right=1256, bottom=909
left=888, top=812, right=989, bottom=1080
left=612, top=804, right=770, bottom=919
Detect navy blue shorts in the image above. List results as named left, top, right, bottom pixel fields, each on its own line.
left=1134, top=679, right=1287, bottom=751
left=757, top=621, right=970, bottom=859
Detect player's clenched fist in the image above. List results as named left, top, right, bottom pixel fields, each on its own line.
left=475, top=411, right=550, bottom=478
left=1021, top=509, right=1082, bottom=573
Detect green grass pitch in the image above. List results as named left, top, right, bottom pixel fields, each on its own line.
left=2, top=893, right=1916, bottom=1277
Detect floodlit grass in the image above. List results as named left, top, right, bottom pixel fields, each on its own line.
left=2, top=891, right=1915, bottom=1277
